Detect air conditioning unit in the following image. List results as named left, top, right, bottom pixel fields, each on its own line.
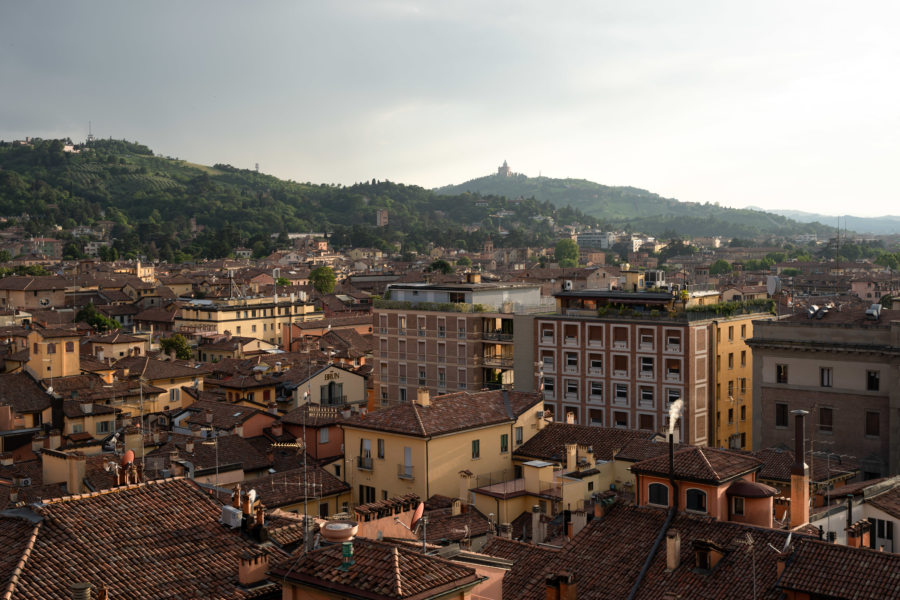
left=19, top=477, right=31, bottom=487
left=220, top=505, right=242, bottom=529
left=536, top=410, right=545, bottom=418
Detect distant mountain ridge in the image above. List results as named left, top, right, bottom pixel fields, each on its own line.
left=749, top=208, right=900, bottom=235
left=436, top=172, right=835, bottom=239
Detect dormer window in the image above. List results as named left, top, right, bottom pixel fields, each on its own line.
left=685, top=489, right=707, bottom=513
left=648, top=482, right=669, bottom=507
left=692, top=540, right=727, bottom=573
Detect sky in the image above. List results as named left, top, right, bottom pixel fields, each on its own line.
left=2, top=1, right=898, bottom=217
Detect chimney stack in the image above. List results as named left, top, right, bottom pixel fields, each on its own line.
left=66, top=452, right=86, bottom=495
left=238, top=549, right=269, bottom=586
left=271, top=421, right=283, bottom=438
left=666, top=529, right=681, bottom=571
left=452, top=499, right=462, bottom=516
left=565, top=443, right=577, bottom=473
left=70, top=582, right=92, bottom=600
left=416, top=387, right=430, bottom=407
left=789, top=410, right=810, bottom=529
left=531, top=505, right=544, bottom=545
left=0, top=453, right=12, bottom=467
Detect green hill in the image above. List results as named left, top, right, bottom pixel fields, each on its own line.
left=0, top=138, right=598, bottom=261
left=436, top=172, right=835, bottom=239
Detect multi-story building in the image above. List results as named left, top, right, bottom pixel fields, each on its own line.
left=710, top=315, right=758, bottom=450
left=525, top=289, right=772, bottom=447
left=749, top=306, right=900, bottom=478
left=373, top=276, right=545, bottom=404
left=175, top=294, right=318, bottom=347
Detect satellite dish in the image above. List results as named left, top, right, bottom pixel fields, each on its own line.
left=766, top=276, right=782, bottom=296
left=781, top=532, right=793, bottom=553
left=121, top=449, right=135, bottom=467
left=39, top=298, right=50, bottom=307
left=103, top=462, right=113, bottom=472
left=248, top=489, right=258, bottom=505
left=410, top=501, right=425, bottom=530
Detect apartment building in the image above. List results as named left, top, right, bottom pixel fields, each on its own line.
left=175, top=294, right=318, bottom=347
left=373, top=276, right=545, bottom=404
left=529, top=289, right=771, bottom=446
left=750, top=306, right=900, bottom=478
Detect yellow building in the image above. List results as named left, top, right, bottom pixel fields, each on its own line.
left=711, top=314, right=765, bottom=450
left=114, top=356, right=205, bottom=415
left=341, top=389, right=543, bottom=506
left=175, top=295, right=320, bottom=347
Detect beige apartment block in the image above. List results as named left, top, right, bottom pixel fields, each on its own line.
left=750, top=306, right=900, bottom=477
left=175, top=294, right=319, bottom=347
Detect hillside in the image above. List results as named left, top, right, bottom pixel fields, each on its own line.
left=436, top=172, right=835, bottom=239
left=757, top=209, right=900, bottom=236
left=0, top=139, right=597, bottom=261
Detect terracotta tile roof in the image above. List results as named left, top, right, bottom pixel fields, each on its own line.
left=0, top=518, right=37, bottom=593
left=631, top=446, right=763, bottom=484
left=754, top=447, right=859, bottom=483
left=271, top=538, right=481, bottom=599
left=84, top=331, right=145, bottom=344
left=419, top=507, right=493, bottom=543
left=500, top=503, right=804, bottom=600
left=61, top=400, right=116, bottom=418
left=114, top=355, right=203, bottom=380
left=181, top=399, right=272, bottom=431
left=341, top=390, right=542, bottom=438
left=0, top=373, right=50, bottom=414
left=778, top=538, right=900, bottom=599
left=0, top=276, right=67, bottom=291
left=148, top=433, right=271, bottom=473
left=281, top=404, right=343, bottom=428
left=0, top=477, right=286, bottom=599
left=614, top=437, right=689, bottom=463
left=237, top=465, right=350, bottom=509
left=515, top=422, right=652, bottom=463
left=482, top=536, right=559, bottom=564
left=866, top=484, right=900, bottom=519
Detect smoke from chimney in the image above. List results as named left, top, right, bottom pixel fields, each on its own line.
left=667, top=399, right=683, bottom=435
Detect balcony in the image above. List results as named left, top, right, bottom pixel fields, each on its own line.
left=665, top=343, right=681, bottom=353
left=482, top=356, right=514, bottom=368
left=639, top=342, right=653, bottom=351
left=588, top=367, right=603, bottom=376
left=612, top=341, right=628, bottom=350
left=564, top=365, right=579, bottom=374
left=418, top=329, right=426, bottom=337
left=564, top=391, right=578, bottom=401
left=613, top=370, right=627, bottom=378
left=563, top=336, right=578, bottom=346
left=379, top=327, right=388, bottom=334
left=397, top=464, right=414, bottom=480
left=665, top=371, right=682, bottom=382
left=540, top=334, right=554, bottom=345
left=399, top=328, right=407, bottom=336
left=542, top=362, right=555, bottom=374
left=357, top=456, right=373, bottom=471
left=483, top=331, right=514, bottom=342
left=638, top=370, right=654, bottom=380
left=399, top=376, right=407, bottom=384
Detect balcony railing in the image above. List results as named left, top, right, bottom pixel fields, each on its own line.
left=482, top=356, right=514, bottom=368
left=639, top=370, right=654, bottom=380
left=666, top=371, right=682, bottom=382
left=397, top=464, right=414, bottom=480
left=482, top=331, right=514, bottom=342
left=357, top=456, right=373, bottom=471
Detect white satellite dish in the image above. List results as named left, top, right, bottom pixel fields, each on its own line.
left=766, top=276, right=782, bottom=296
left=247, top=489, right=258, bottom=505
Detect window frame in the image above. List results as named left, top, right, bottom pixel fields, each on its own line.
left=648, top=482, right=669, bottom=507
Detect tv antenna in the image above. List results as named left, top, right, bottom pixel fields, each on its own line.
left=87, top=121, right=95, bottom=144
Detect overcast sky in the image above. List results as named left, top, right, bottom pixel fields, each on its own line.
left=2, top=1, right=898, bottom=217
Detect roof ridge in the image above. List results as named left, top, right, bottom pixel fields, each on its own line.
left=1, top=520, right=41, bottom=600
left=411, top=402, right=428, bottom=436
left=393, top=545, right=403, bottom=597
left=697, top=447, right=719, bottom=480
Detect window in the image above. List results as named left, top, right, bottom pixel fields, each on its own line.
left=589, top=409, right=604, bottom=426
left=543, top=377, right=555, bottom=394
left=740, top=405, right=746, bottom=421
left=169, top=388, right=180, bottom=403
left=866, top=411, right=880, bottom=437
left=565, top=352, right=578, bottom=371
left=640, top=357, right=654, bottom=375
left=686, top=489, right=707, bottom=513
left=614, top=411, right=628, bottom=428
left=614, top=383, right=628, bottom=403
left=728, top=326, right=734, bottom=341
left=359, top=485, right=376, bottom=504
left=565, top=379, right=578, bottom=397
left=648, top=483, right=669, bottom=506
left=639, top=329, right=653, bottom=347
left=72, top=423, right=84, bottom=433
left=740, top=350, right=746, bottom=367
left=500, top=433, right=509, bottom=453
left=727, top=381, right=734, bottom=397
left=640, top=386, right=653, bottom=405
left=728, top=408, right=734, bottom=425
left=590, top=381, right=603, bottom=400
left=418, top=367, right=426, bottom=386
left=741, top=324, right=746, bottom=338
left=775, top=403, right=788, bottom=427
left=820, top=367, right=833, bottom=388
left=542, top=353, right=554, bottom=370
left=251, top=324, right=257, bottom=333
left=515, top=426, right=523, bottom=446
left=776, top=364, right=788, bottom=384
left=638, top=414, right=654, bottom=431
left=47, top=343, right=56, bottom=354
left=666, top=333, right=681, bottom=350
left=667, top=389, right=681, bottom=405
left=377, top=439, right=385, bottom=459
left=733, top=496, right=745, bottom=516
left=819, top=407, right=833, bottom=433
left=867, top=370, right=880, bottom=391
left=96, top=420, right=111, bottom=434
left=589, top=354, right=603, bottom=373
left=740, top=378, right=747, bottom=394
left=65, top=341, right=74, bottom=353
left=728, top=353, right=734, bottom=369
left=319, top=427, right=330, bottom=444
left=471, top=439, right=480, bottom=459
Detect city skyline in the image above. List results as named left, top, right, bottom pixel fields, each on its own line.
left=2, top=1, right=898, bottom=217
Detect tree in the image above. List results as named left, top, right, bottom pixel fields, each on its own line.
left=275, top=276, right=290, bottom=287
left=709, top=259, right=733, bottom=275
left=555, top=239, right=579, bottom=265
left=457, top=256, right=472, bottom=267
left=159, top=334, right=193, bottom=360
left=428, top=259, right=453, bottom=275
left=0, top=250, right=10, bottom=263
left=310, top=266, right=336, bottom=295
left=76, top=303, right=121, bottom=332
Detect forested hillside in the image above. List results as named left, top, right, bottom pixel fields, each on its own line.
left=0, top=139, right=597, bottom=261
left=436, top=173, right=835, bottom=239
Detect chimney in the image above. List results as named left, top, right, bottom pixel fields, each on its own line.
left=416, top=387, right=430, bottom=407
left=789, top=410, right=810, bottom=529
left=846, top=494, right=853, bottom=532
left=66, top=452, right=86, bottom=495
left=271, top=421, right=283, bottom=438
left=499, top=523, right=512, bottom=539
left=205, top=410, right=214, bottom=424
left=185, top=438, right=194, bottom=453
left=569, top=510, right=587, bottom=539
left=545, top=572, right=576, bottom=600
left=531, top=505, right=544, bottom=545
left=232, top=484, right=242, bottom=509
left=32, top=435, right=45, bottom=453
left=666, top=529, right=681, bottom=571
left=70, top=582, right=92, bottom=600
left=0, top=453, right=12, bottom=467
left=267, top=402, right=278, bottom=416
left=49, top=429, right=61, bottom=450
left=452, top=499, right=461, bottom=516
left=565, top=443, right=577, bottom=473
left=775, top=552, right=788, bottom=578
left=191, top=424, right=203, bottom=438
left=81, top=402, right=93, bottom=415
left=234, top=424, right=244, bottom=437
left=96, top=348, right=104, bottom=362
left=566, top=411, right=575, bottom=424
left=8, top=488, right=18, bottom=504
left=238, top=549, right=269, bottom=586
left=458, top=471, right=473, bottom=507
left=254, top=372, right=262, bottom=382
left=669, top=433, right=679, bottom=512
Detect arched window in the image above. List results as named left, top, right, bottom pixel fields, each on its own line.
left=686, top=488, right=708, bottom=513
left=648, top=482, right=669, bottom=506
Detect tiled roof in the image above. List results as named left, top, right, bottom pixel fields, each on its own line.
left=237, top=465, right=350, bottom=509
left=281, top=404, right=343, bottom=428
left=271, top=538, right=481, bottom=599
left=0, top=373, right=50, bottom=414
left=614, top=437, right=689, bottom=463
left=114, top=355, right=202, bottom=380
left=148, top=433, right=271, bottom=473
left=514, top=423, right=652, bottom=463
left=0, top=477, right=286, bottom=599
left=0, top=276, right=67, bottom=291
left=181, top=399, right=271, bottom=430
left=84, top=331, right=145, bottom=344
left=419, top=507, right=493, bottom=543
left=500, top=503, right=803, bottom=600
left=754, top=447, right=859, bottom=483
left=778, top=538, right=900, bottom=599
left=341, top=390, right=542, bottom=438
left=61, top=400, right=116, bottom=419
left=866, top=484, right=900, bottom=520
left=631, top=446, right=763, bottom=484
left=482, top=536, right=559, bottom=564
